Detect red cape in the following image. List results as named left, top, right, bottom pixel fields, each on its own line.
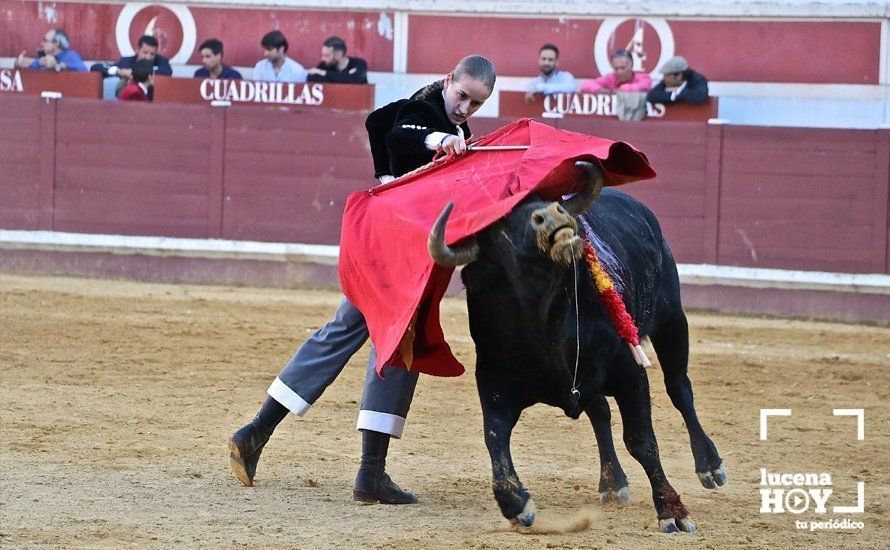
left=339, top=119, right=656, bottom=377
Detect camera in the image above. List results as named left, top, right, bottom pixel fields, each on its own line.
left=37, top=49, right=46, bottom=58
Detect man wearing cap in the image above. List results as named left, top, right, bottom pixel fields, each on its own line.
left=646, top=56, right=709, bottom=105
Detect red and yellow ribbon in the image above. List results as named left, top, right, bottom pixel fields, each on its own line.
left=583, top=240, right=651, bottom=366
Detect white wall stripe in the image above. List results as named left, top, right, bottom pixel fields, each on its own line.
left=393, top=11, right=409, bottom=73
left=0, top=230, right=339, bottom=263
left=881, top=18, right=889, bottom=85
left=2, top=229, right=888, bottom=294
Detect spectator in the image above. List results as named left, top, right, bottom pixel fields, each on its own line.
left=580, top=49, right=651, bottom=93
left=193, top=39, right=242, bottom=80
left=524, top=44, right=577, bottom=101
left=110, top=35, right=173, bottom=79
left=646, top=56, right=709, bottom=105
left=14, top=29, right=86, bottom=72
left=119, top=59, right=154, bottom=102
left=253, top=30, right=307, bottom=83
left=306, top=36, right=368, bottom=84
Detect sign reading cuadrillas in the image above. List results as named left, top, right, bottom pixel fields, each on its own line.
left=543, top=93, right=666, bottom=118
left=200, top=79, right=324, bottom=106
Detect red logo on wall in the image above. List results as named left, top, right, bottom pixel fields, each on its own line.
left=594, top=17, right=675, bottom=77
left=606, top=19, right=663, bottom=74
left=116, top=3, right=196, bottom=64
left=128, top=5, right=184, bottom=58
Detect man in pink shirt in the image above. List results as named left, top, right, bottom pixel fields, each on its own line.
left=580, top=49, right=651, bottom=93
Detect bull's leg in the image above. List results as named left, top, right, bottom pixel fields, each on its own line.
left=614, top=365, right=696, bottom=533
left=650, top=310, right=726, bottom=489
left=477, top=373, right=535, bottom=527
left=584, top=395, right=629, bottom=504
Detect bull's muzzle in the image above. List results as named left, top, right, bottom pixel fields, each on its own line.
left=531, top=203, right=583, bottom=264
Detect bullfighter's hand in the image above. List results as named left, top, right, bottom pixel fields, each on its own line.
left=440, top=135, right=468, bottom=156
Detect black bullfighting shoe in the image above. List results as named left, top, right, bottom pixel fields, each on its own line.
left=228, top=423, right=268, bottom=487
left=353, top=469, right=419, bottom=505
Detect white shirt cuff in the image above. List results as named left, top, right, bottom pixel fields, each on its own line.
left=424, top=132, right=449, bottom=151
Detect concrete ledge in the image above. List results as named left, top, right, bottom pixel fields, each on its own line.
left=2, top=230, right=888, bottom=323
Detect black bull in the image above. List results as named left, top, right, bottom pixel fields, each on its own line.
left=428, top=162, right=726, bottom=533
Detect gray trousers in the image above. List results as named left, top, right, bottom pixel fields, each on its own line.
left=267, top=298, right=419, bottom=438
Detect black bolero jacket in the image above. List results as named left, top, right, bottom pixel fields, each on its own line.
left=366, top=81, right=471, bottom=178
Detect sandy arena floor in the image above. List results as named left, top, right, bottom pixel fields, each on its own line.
left=0, top=274, right=887, bottom=548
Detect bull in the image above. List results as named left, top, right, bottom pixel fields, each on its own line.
left=427, top=161, right=726, bottom=532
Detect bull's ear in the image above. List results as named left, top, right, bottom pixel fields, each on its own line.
left=562, top=161, right=604, bottom=217
left=428, top=202, right=480, bottom=266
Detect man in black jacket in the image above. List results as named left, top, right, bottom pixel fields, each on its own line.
left=646, top=56, right=708, bottom=105
left=306, top=36, right=368, bottom=84
left=229, top=55, right=496, bottom=505
left=108, top=35, right=173, bottom=79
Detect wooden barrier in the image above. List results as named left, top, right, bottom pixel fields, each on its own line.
left=0, top=68, right=102, bottom=99
left=499, top=91, right=718, bottom=122
left=0, top=94, right=886, bottom=275
left=152, top=76, right=375, bottom=111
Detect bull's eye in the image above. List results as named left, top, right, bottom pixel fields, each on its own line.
left=532, top=213, right=545, bottom=225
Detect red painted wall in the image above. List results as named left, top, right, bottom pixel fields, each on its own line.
left=407, top=16, right=881, bottom=83
left=221, top=108, right=373, bottom=243
left=719, top=126, right=889, bottom=273
left=1, top=94, right=887, bottom=275
left=407, top=16, right=602, bottom=79
left=53, top=100, right=214, bottom=237
left=0, top=1, right=395, bottom=71
left=1, top=2, right=882, bottom=84
left=0, top=96, right=42, bottom=229
left=669, top=21, right=881, bottom=84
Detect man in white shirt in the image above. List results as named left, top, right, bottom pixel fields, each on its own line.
left=252, top=30, right=307, bottom=83
left=524, top=43, right=577, bottom=102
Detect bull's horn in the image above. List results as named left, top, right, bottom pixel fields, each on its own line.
left=562, top=161, right=605, bottom=217
left=428, top=202, right=480, bottom=266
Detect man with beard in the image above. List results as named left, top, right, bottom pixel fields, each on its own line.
left=229, top=55, right=496, bottom=505
left=524, top=44, right=577, bottom=102
left=253, top=30, right=307, bottom=83
left=306, top=36, right=368, bottom=84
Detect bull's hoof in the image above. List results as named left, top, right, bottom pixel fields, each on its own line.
left=599, top=486, right=630, bottom=506
left=228, top=424, right=267, bottom=487
left=697, top=463, right=728, bottom=489
left=677, top=516, right=697, bottom=532
left=509, top=498, right=537, bottom=527
left=659, top=516, right=696, bottom=533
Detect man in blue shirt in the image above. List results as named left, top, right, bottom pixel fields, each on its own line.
left=194, top=39, right=243, bottom=80
left=524, top=43, right=577, bottom=102
left=15, top=29, right=86, bottom=72
left=252, top=30, right=307, bottom=83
